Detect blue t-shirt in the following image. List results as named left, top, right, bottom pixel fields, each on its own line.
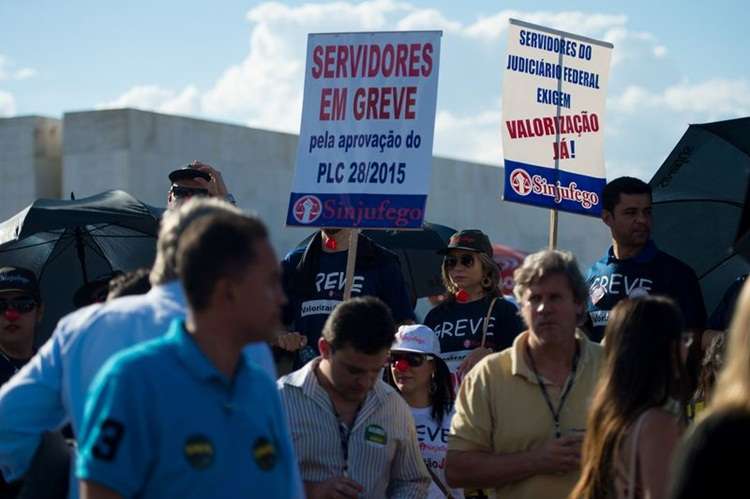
left=282, top=235, right=415, bottom=364
left=585, top=240, right=707, bottom=342
left=76, top=320, right=297, bottom=498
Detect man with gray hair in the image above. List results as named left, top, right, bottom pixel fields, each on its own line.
left=445, top=249, right=604, bottom=499
left=0, top=198, right=284, bottom=498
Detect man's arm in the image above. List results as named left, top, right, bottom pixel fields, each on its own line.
left=385, top=400, right=430, bottom=498
left=445, top=435, right=582, bottom=488
left=0, top=333, right=67, bottom=482
left=80, top=479, right=123, bottom=499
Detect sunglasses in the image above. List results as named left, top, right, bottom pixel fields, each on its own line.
left=389, top=351, right=432, bottom=368
left=170, top=185, right=210, bottom=199
left=444, top=254, right=476, bottom=269
left=0, top=297, right=38, bottom=314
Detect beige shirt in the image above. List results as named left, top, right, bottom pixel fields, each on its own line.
left=448, top=331, right=604, bottom=499
left=278, top=358, right=430, bottom=499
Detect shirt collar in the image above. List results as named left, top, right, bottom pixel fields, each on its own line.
left=148, top=280, right=188, bottom=306
left=510, top=329, right=594, bottom=384
left=606, top=239, right=658, bottom=264
left=168, top=318, right=247, bottom=384
left=283, top=357, right=390, bottom=406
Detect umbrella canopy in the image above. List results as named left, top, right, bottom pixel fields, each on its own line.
left=0, top=190, right=163, bottom=345
left=294, top=223, right=457, bottom=303
left=649, top=117, right=750, bottom=314
left=492, top=243, right=528, bottom=296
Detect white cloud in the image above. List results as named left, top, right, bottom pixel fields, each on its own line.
left=609, top=79, right=750, bottom=117
left=96, top=84, right=200, bottom=115
left=396, top=9, right=460, bottom=32
left=434, top=107, right=503, bottom=166
left=463, top=11, right=627, bottom=41
left=0, top=55, right=36, bottom=81
left=0, top=90, right=16, bottom=117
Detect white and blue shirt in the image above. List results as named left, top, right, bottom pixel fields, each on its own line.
left=77, top=320, right=298, bottom=498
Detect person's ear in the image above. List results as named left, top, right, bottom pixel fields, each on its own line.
left=318, top=337, right=332, bottom=358
left=602, top=209, right=614, bottom=229
left=35, top=303, right=44, bottom=324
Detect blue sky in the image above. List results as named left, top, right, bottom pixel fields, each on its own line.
left=2, top=0, right=747, bottom=181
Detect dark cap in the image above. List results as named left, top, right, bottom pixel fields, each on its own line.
left=0, top=266, right=41, bottom=301
left=168, top=165, right=211, bottom=183
left=438, top=229, right=493, bottom=257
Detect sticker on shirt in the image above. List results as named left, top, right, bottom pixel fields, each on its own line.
left=364, top=424, right=387, bottom=447
left=590, top=310, right=609, bottom=327
left=590, top=284, right=606, bottom=305
left=184, top=434, right=214, bottom=470
left=252, top=437, right=278, bottom=471
left=300, top=299, right=341, bottom=317
left=628, top=287, right=650, bottom=298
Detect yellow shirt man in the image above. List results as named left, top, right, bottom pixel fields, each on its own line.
left=448, top=331, right=604, bottom=499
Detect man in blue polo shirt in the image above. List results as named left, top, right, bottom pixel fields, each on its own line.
left=585, top=176, right=706, bottom=342
left=77, top=211, right=297, bottom=498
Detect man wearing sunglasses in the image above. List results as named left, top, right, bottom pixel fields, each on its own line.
left=166, top=161, right=236, bottom=209
left=0, top=267, right=43, bottom=387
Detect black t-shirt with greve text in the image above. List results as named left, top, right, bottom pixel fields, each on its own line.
left=424, top=295, right=523, bottom=386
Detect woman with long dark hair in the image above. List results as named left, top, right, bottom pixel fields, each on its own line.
left=424, top=230, right=523, bottom=391
left=385, top=325, right=463, bottom=499
left=571, top=296, right=688, bottom=499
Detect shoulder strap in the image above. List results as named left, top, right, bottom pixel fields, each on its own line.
left=627, top=411, right=650, bottom=499
left=480, top=297, right=499, bottom=348
left=424, top=464, right=455, bottom=499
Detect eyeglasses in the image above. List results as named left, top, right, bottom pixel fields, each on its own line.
left=170, top=185, right=210, bottom=199
left=444, top=254, right=476, bottom=269
left=0, top=297, right=38, bottom=314
left=388, top=351, right=431, bottom=368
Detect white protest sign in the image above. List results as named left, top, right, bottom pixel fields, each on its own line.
left=287, top=31, right=441, bottom=229
left=502, top=19, right=613, bottom=217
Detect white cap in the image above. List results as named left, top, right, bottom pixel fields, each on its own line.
left=392, top=324, right=441, bottom=356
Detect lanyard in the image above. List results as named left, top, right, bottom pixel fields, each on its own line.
left=334, top=404, right=361, bottom=477
left=526, top=342, right=580, bottom=438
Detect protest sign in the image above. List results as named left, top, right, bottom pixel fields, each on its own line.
left=502, top=19, right=613, bottom=219
left=287, top=31, right=441, bottom=229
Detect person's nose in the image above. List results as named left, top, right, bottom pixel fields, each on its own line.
left=4, top=309, right=21, bottom=322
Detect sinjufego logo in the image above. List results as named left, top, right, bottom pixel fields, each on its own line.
left=293, top=195, right=322, bottom=224
left=510, top=169, right=533, bottom=196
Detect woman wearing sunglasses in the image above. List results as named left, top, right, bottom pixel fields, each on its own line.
left=385, top=324, right=463, bottom=499
left=424, top=229, right=523, bottom=391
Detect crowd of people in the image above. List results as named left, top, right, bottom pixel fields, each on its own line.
left=0, top=161, right=746, bottom=498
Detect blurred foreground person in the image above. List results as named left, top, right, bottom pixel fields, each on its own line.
left=0, top=199, right=278, bottom=499
left=446, top=250, right=604, bottom=499
left=385, top=324, right=463, bottom=499
left=571, top=296, right=688, bottom=499
left=669, top=280, right=750, bottom=499
left=279, top=297, right=430, bottom=498
left=77, top=210, right=297, bottom=498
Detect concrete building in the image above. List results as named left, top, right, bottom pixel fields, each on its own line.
left=55, top=108, right=608, bottom=265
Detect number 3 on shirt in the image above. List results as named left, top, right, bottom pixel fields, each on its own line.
left=92, top=419, right=125, bottom=461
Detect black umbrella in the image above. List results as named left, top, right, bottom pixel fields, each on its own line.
left=649, top=117, right=750, bottom=314
left=294, top=222, right=457, bottom=303
left=0, top=190, right=163, bottom=345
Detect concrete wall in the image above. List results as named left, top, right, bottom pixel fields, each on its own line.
left=0, top=116, right=61, bottom=221
left=61, top=108, right=609, bottom=268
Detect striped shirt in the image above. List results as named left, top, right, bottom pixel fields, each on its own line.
left=278, top=358, right=430, bottom=498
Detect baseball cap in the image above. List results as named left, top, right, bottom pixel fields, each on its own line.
left=438, top=229, right=493, bottom=258
left=391, top=324, right=441, bottom=356
left=0, top=266, right=41, bottom=301
left=168, top=165, right=211, bottom=183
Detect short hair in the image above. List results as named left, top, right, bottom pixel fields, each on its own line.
left=150, top=198, right=243, bottom=286
left=602, top=176, right=651, bottom=213
left=513, top=249, right=588, bottom=306
left=107, top=268, right=152, bottom=300
left=176, top=211, right=268, bottom=311
left=322, top=297, right=396, bottom=354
